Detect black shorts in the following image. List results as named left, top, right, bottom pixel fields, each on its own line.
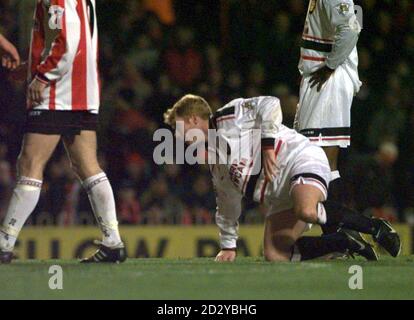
left=25, top=110, right=98, bottom=136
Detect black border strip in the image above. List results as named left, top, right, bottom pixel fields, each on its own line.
left=290, top=173, right=328, bottom=191
left=301, top=39, right=333, bottom=53
left=214, top=106, right=235, bottom=119
left=300, top=127, right=351, bottom=138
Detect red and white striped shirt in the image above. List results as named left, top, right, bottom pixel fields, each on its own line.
left=28, top=0, right=100, bottom=113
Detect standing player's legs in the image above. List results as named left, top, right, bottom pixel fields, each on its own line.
left=321, top=146, right=342, bottom=233
left=0, top=133, right=60, bottom=255
left=322, top=146, right=339, bottom=172
left=296, top=69, right=352, bottom=166
left=321, top=146, right=341, bottom=201
left=63, top=130, right=123, bottom=249
left=296, top=69, right=353, bottom=233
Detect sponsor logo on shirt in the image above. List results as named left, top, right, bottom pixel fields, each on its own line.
left=338, top=3, right=350, bottom=15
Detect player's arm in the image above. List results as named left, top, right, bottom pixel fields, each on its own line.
left=324, top=0, right=361, bottom=69
left=0, top=32, right=20, bottom=70
left=36, top=0, right=81, bottom=82
left=310, top=0, right=361, bottom=91
left=256, top=97, right=283, bottom=182
left=214, top=184, right=243, bottom=262
left=29, top=0, right=81, bottom=104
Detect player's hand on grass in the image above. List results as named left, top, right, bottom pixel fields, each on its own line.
left=309, top=66, right=334, bottom=92
left=28, top=77, right=48, bottom=106
left=215, top=249, right=236, bottom=262
left=263, top=148, right=277, bottom=182
left=0, top=35, right=21, bottom=71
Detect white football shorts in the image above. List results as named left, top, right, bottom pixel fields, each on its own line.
left=265, top=144, right=331, bottom=216
left=295, top=66, right=356, bottom=148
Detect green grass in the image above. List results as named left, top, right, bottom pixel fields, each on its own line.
left=1, top=257, right=413, bottom=300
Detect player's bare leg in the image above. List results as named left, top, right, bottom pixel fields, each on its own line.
left=292, top=183, right=377, bottom=260
left=18, top=133, right=61, bottom=179
left=63, top=130, right=126, bottom=263
left=291, top=184, right=325, bottom=224
left=292, top=183, right=379, bottom=260
left=264, top=184, right=378, bottom=262
left=263, top=209, right=308, bottom=262
left=263, top=208, right=375, bottom=262
left=319, top=146, right=399, bottom=257
left=0, top=133, right=60, bottom=263
left=322, top=146, right=339, bottom=171
left=293, top=183, right=400, bottom=258
left=63, top=130, right=102, bottom=181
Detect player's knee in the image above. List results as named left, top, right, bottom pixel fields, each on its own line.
left=69, top=156, right=100, bottom=179
left=264, top=237, right=292, bottom=262
left=68, top=158, right=81, bottom=176
left=263, top=249, right=290, bottom=262
left=263, top=250, right=278, bottom=261
left=17, top=152, right=46, bottom=176
left=294, top=206, right=317, bottom=223
left=71, top=161, right=101, bottom=181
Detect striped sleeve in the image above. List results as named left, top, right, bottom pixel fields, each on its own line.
left=323, top=0, right=361, bottom=69
left=214, top=181, right=243, bottom=249
left=255, top=97, right=283, bottom=149
left=30, top=1, right=46, bottom=78
left=36, top=0, right=81, bottom=82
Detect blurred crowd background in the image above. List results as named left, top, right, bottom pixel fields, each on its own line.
left=1, top=0, right=414, bottom=226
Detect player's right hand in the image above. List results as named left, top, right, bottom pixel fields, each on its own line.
left=309, top=66, right=334, bottom=92
left=28, top=77, right=48, bottom=106
left=215, top=249, right=236, bottom=262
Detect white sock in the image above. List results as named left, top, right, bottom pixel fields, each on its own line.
left=0, top=177, right=42, bottom=252
left=290, top=245, right=301, bottom=262
left=317, top=202, right=327, bottom=225
left=330, top=170, right=341, bottom=182
left=83, top=172, right=122, bottom=248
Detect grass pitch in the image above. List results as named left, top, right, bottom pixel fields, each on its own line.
left=1, top=257, right=413, bottom=300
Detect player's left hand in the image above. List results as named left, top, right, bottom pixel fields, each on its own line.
left=309, top=66, right=334, bottom=92
left=263, top=148, right=277, bottom=182
left=28, top=77, right=48, bottom=106
left=215, top=249, right=236, bottom=262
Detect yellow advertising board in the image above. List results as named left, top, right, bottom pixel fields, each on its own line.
left=14, top=224, right=412, bottom=260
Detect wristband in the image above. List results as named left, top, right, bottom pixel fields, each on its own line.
left=261, top=138, right=275, bottom=150
left=35, top=73, right=50, bottom=85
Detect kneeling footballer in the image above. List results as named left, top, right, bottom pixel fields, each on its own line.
left=164, top=95, right=401, bottom=262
